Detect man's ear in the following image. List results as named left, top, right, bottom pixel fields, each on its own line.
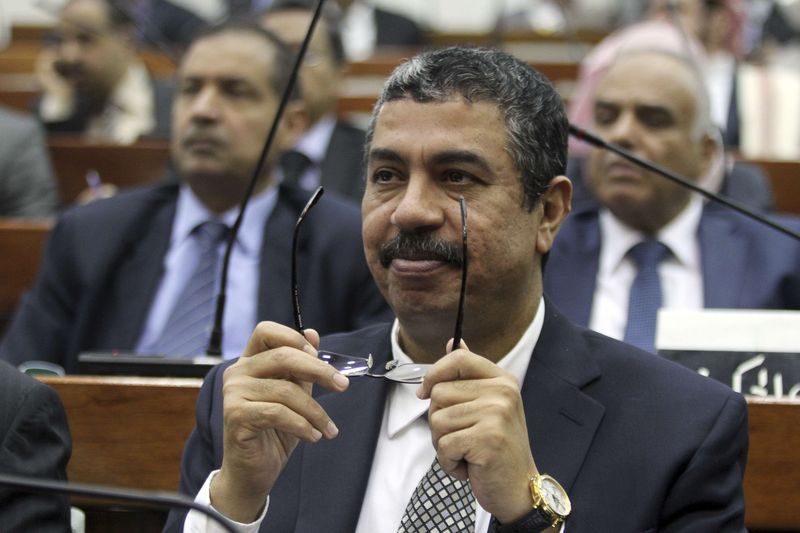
left=535, top=175, right=572, bottom=255
left=278, top=100, right=310, bottom=150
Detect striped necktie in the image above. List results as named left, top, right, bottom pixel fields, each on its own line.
left=150, top=221, right=229, bottom=357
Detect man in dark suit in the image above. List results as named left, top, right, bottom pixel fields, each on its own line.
left=0, top=105, right=59, bottom=216
left=37, top=0, right=173, bottom=143
left=0, top=22, right=390, bottom=372
left=165, top=46, right=747, bottom=532
left=0, top=361, right=72, bottom=532
left=545, top=48, right=800, bottom=352
left=261, top=1, right=367, bottom=201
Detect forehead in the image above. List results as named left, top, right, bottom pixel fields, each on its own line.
left=370, top=97, right=510, bottom=164
left=179, top=32, right=275, bottom=86
left=595, top=53, right=699, bottom=117
left=60, top=0, right=111, bottom=32
left=262, top=10, right=329, bottom=51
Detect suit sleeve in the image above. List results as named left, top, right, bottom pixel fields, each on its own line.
left=0, top=379, right=72, bottom=532
left=0, top=216, right=83, bottom=370
left=658, top=391, right=748, bottom=532
left=0, top=115, right=59, bottom=217
left=164, top=364, right=225, bottom=532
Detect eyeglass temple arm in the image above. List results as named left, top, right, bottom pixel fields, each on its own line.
left=452, top=196, right=468, bottom=349
left=292, top=186, right=325, bottom=332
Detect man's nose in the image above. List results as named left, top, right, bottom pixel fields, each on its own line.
left=604, top=111, right=638, bottom=150
left=187, top=87, right=221, bottom=122
left=390, top=175, right=447, bottom=233
left=58, top=39, right=82, bottom=64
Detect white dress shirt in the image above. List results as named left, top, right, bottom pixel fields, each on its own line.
left=136, top=184, right=278, bottom=358
left=186, top=299, right=549, bottom=532
left=292, top=113, right=337, bottom=191
left=589, top=195, right=705, bottom=341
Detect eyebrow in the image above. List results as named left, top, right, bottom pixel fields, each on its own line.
left=368, top=147, right=493, bottom=174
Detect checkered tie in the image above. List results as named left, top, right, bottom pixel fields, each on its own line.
left=149, top=221, right=229, bottom=357
left=623, top=239, right=671, bottom=353
left=397, top=459, right=476, bottom=533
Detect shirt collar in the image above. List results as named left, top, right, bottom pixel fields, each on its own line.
left=294, top=114, right=337, bottom=164
left=172, top=183, right=280, bottom=257
left=385, top=298, right=546, bottom=437
left=598, top=194, right=703, bottom=273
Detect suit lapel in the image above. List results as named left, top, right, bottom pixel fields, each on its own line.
left=699, top=208, right=746, bottom=308
left=295, top=336, right=392, bottom=532
left=91, top=188, right=177, bottom=349
left=545, top=210, right=601, bottom=327
left=257, top=187, right=298, bottom=325
left=521, top=302, right=605, bottom=492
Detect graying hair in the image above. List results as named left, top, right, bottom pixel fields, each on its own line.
left=365, top=46, right=569, bottom=210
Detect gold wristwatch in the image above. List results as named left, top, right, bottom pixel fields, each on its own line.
left=529, top=472, right=571, bottom=528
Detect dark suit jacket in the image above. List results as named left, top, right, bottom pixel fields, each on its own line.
left=320, top=120, right=367, bottom=202
left=165, top=303, right=747, bottom=532
left=374, top=8, right=426, bottom=49
left=0, top=361, right=71, bottom=532
left=0, top=181, right=391, bottom=373
left=544, top=203, right=800, bottom=327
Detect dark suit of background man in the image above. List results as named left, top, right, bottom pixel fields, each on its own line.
left=545, top=49, right=800, bottom=351
left=0, top=361, right=72, bottom=532
left=0, top=106, right=59, bottom=217
left=261, top=0, right=369, bottom=202
left=0, top=23, right=391, bottom=373
left=166, top=46, right=747, bottom=532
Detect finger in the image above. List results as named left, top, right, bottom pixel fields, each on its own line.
left=228, top=345, right=349, bottom=393
left=417, top=349, right=502, bottom=399
left=302, top=328, right=320, bottom=351
left=446, top=337, right=469, bottom=353
left=243, top=321, right=317, bottom=358
left=227, top=376, right=339, bottom=440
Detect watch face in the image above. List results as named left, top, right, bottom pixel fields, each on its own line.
left=540, top=476, right=571, bottom=516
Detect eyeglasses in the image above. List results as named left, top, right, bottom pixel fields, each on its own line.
left=292, top=188, right=468, bottom=384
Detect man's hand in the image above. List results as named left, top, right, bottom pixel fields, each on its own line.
left=417, top=340, right=538, bottom=525
left=210, top=322, right=349, bottom=523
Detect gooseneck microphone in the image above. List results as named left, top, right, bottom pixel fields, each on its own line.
left=206, top=0, right=328, bottom=355
left=0, top=473, right=236, bottom=533
left=569, top=124, right=800, bottom=242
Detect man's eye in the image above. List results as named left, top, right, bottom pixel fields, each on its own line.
left=443, top=170, right=470, bottom=183
left=373, top=169, right=396, bottom=182
left=594, top=106, right=617, bottom=126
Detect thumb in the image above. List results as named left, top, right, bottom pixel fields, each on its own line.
left=446, top=338, right=469, bottom=353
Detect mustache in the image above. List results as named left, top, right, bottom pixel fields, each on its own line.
left=181, top=126, right=227, bottom=147
left=379, top=232, right=464, bottom=268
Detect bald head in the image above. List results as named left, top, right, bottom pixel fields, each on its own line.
left=587, top=50, right=716, bottom=234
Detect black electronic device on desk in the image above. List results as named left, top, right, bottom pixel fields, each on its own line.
left=78, top=352, right=222, bottom=378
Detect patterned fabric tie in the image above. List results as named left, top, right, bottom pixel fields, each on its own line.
left=150, top=221, right=229, bottom=357
left=623, top=239, right=671, bottom=353
left=397, top=459, right=476, bottom=533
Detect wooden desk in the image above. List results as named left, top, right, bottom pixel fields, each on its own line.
left=744, top=397, right=800, bottom=531
left=38, top=375, right=202, bottom=532
left=749, top=159, right=800, bottom=215
left=0, top=218, right=52, bottom=334
left=47, top=137, right=172, bottom=205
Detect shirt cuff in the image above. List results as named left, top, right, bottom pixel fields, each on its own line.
left=183, top=470, right=269, bottom=533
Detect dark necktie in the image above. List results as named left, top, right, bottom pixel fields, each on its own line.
left=280, top=150, right=313, bottom=188
left=397, top=458, right=476, bottom=533
left=150, top=221, right=229, bottom=357
left=623, top=239, right=671, bottom=353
